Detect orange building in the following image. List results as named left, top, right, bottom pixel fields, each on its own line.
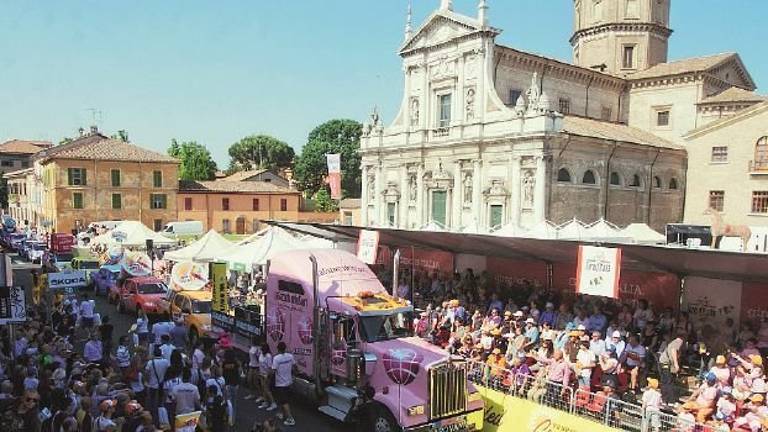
left=177, top=180, right=302, bottom=234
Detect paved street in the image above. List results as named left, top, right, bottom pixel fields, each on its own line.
left=93, top=295, right=351, bottom=432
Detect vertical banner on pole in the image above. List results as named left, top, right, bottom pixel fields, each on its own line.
left=392, top=249, right=401, bottom=296
left=326, top=153, right=342, bottom=200
left=210, top=262, right=229, bottom=313
left=357, top=230, right=380, bottom=265
left=575, top=245, right=622, bottom=299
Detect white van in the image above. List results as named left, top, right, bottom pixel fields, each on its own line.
left=162, top=221, right=204, bottom=237
left=89, top=220, right=123, bottom=231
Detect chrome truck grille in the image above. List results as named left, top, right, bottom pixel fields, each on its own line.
left=429, top=360, right=467, bottom=420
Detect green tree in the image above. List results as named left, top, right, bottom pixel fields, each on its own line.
left=228, top=135, right=295, bottom=172
left=168, top=139, right=218, bottom=181
left=294, top=119, right=362, bottom=197
left=313, top=187, right=338, bottom=212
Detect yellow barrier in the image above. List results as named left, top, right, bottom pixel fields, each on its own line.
left=478, top=386, right=620, bottom=432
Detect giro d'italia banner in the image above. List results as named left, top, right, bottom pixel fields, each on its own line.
left=326, top=153, right=342, bottom=200
left=576, top=245, right=622, bottom=299
left=478, top=386, right=618, bottom=432
left=210, top=262, right=228, bottom=313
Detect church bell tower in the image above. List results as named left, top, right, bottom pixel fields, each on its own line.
left=570, top=0, right=672, bottom=76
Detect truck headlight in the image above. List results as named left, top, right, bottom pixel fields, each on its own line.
left=407, top=405, right=425, bottom=416
left=144, top=302, right=155, bottom=308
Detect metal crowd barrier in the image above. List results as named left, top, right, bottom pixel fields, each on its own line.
left=465, top=360, right=706, bottom=432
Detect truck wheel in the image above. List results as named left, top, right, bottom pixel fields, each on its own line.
left=366, top=406, right=398, bottom=432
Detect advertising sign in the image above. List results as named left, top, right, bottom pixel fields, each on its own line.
left=171, top=261, right=208, bottom=291
left=123, top=252, right=152, bottom=277
left=174, top=411, right=202, bottom=432
left=0, top=286, right=26, bottom=324
left=576, top=246, right=622, bottom=299
left=50, top=233, right=74, bottom=253
left=210, top=262, right=228, bottom=313
left=357, top=229, right=380, bottom=265
left=48, top=271, right=88, bottom=291
left=326, top=153, right=342, bottom=200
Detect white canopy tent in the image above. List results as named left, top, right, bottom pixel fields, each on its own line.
left=90, top=220, right=177, bottom=248
left=582, top=218, right=632, bottom=242
left=419, top=221, right=447, bottom=232
left=457, top=218, right=484, bottom=234
left=492, top=223, right=525, bottom=238
left=556, top=218, right=589, bottom=240
left=519, top=220, right=558, bottom=239
left=619, top=223, right=667, bottom=245
left=163, top=230, right=235, bottom=262
left=220, top=226, right=332, bottom=271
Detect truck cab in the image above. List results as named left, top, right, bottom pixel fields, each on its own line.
left=117, top=276, right=168, bottom=316
left=262, top=249, right=483, bottom=432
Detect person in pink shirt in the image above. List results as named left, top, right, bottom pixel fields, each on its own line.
left=709, top=355, right=731, bottom=386
left=541, top=350, right=571, bottom=403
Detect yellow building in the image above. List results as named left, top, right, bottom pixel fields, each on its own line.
left=33, top=129, right=179, bottom=233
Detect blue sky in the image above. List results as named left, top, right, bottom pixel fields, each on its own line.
left=1, top=0, right=765, bottom=168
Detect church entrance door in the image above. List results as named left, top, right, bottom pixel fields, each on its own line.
left=431, top=190, right=447, bottom=227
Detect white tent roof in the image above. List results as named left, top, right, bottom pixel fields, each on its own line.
left=235, top=227, right=269, bottom=245
left=457, top=218, right=484, bottom=234
left=556, top=218, right=588, bottom=240
left=519, top=220, right=558, bottom=239
left=619, top=223, right=666, bottom=245
left=163, top=230, right=235, bottom=262
left=492, top=223, right=525, bottom=238
left=91, top=220, right=177, bottom=247
left=220, top=226, right=332, bottom=270
left=420, top=221, right=446, bottom=232
left=582, top=218, right=632, bottom=242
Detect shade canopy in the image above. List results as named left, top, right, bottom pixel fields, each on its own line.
left=519, top=220, right=558, bottom=239
left=619, top=223, right=667, bottom=245
left=267, top=221, right=768, bottom=283
left=91, top=221, right=177, bottom=248
left=557, top=218, right=588, bottom=240
left=163, top=229, right=235, bottom=262
left=220, top=226, right=332, bottom=271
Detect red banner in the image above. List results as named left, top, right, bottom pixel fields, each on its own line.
left=740, top=282, right=768, bottom=323
left=377, top=246, right=454, bottom=275
left=486, top=257, right=547, bottom=287
left=327, top=172, right=342, bottom=200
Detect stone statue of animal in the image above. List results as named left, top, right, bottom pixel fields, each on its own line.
left=703, top=207, right=752, bottom=250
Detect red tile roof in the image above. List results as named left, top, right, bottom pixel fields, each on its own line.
left=0, top=140, right=51, bottom=155
left=37, top=133, right=177, bottom=164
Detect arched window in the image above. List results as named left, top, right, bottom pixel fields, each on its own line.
left=629, top=174, right=642, bottom=187
left=557, top=168, right=572, bottom=183
left=653, top=176, right=662, bottom=189
left=610, top=172, right=621, bottom=186
left=582, top=170, right=597, bottom=185
left=669, top=178, right=678, bottom=190
left=756, top=136, right=768, bottom=168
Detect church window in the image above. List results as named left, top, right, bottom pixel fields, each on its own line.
left=625, top=0, right=639, bottom=18
left=557, top=168, right=572, bottom=183
left=489, top=205, right=503, bottom=229
left=622, top=45, right=635, bottom=69
left=438, top=94, right=452, bottom=128
left=709, top=191, right=725, bottom=212
left=610, top=172, right=621, bottom=186
left=601, top=106, right=612, bottom=121
left=653, top=176, right=662, bottom=189
left=711, top=146, right=728, bottom=163
left=582, top=170, right=597, bottom=185
left=755, top=137, right=768, bottom=169
left=558, top=98, right=571, bottom=114
left=508, top=89, right=522, bottom=106
left=387, top=203, right=396, bottom=226
left=656, top=110, right=670, bottom=127
left=431, top=190, right=447, bottom=227
left=669, top=178, right=678, bottom=190
left=592, top=0, right=603, bottom=23
left=753, top=191, right=768, bottom=214
left=629, top=174, right=642, bottom=188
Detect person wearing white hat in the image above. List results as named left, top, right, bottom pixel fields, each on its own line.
left=523, top=317, right=540, bottom=350
left=539, top=302, right=557, bottom=328
left=607, top=330, right=626, bottom=358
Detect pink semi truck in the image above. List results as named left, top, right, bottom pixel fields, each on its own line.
left=262, top=249, right=484, bottom=432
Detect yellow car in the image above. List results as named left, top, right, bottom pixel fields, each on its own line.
left=161, top=290, right=214, bottom=345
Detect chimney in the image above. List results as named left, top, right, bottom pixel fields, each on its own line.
left=90, top=125, right=98, bottom=135
left=78, top=127, right=85, bottom=137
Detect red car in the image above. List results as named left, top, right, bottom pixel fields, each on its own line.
left=116, top=276, right=168, bottom=316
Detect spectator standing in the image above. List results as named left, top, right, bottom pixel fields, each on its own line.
left=144, top=346, right=169, bottom=425
left=271, top=341, right=296, bottom=427
left=659, top=331, right=685, bottom=404
left=171, top=368, right=200, bottom=415
left=257, top=343, right=276, bottom=411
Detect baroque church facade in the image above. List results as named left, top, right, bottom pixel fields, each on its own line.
left=359, top=0, right=758, bottom=232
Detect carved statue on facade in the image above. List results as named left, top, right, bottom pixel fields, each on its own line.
left=526, top=72, right=540, bottom=108
left=367, top=174, right=376, bottom=199
left=410, top=98, right=420, bottom=127
left=409, top=174, right=417, bottom=203
left=522, top=170, right=535, bottom=209
left=463, top=172, right=473, bottom=205
left=465, top=88, right=476, bottom=121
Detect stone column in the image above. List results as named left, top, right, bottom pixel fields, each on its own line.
left=534, top=156, right=547, bottom=223
left=399, top=164, right=409, bottom=228
left=510, top=156, right=521, bottom=227
left=375, top=163, right=384, bottom=225
left=416, top=163, right=425, bottom=227
left=453, top=160, right=462, bottom=229
left=361, top=164, right=369, bottom=226
left=472, top=159, right=482, bottom=227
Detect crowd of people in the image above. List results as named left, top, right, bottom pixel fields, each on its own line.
left=0, top=295, right=291, bottom=432
left=410, top=267, right=768, bottom=431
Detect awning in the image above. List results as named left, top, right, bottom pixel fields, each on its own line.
left=266, top=221, right=768, bottom=283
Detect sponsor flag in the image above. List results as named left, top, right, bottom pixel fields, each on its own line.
left=210, top=262, right=228, bottom=313
left=357, top=230, right=380, bottom=265
left=326, top=153, right=342, bottom=199
left=576, top=245, right=622, bottom=299
left=0, top=286, right=26, bottom=323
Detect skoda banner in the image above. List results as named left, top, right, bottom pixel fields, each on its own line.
left=48, top=271, right=88, bottom=292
